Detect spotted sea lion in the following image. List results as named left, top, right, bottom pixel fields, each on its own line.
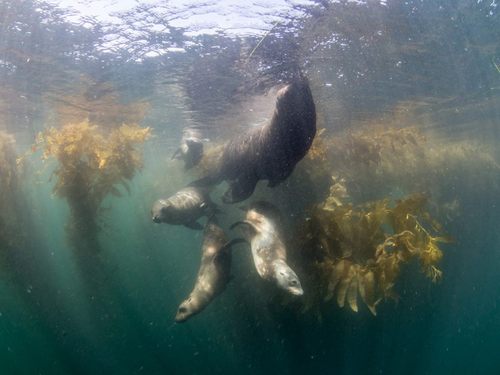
left=175, top=220, right=242, bottom=323
left=231, top=201, right=303, bottom=296
left=193, top=77, right=316, bottom=203
left=151, top=186, right=217, bottom=230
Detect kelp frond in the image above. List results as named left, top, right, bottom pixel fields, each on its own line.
left=38, top=120, right=151, bottom=252
left=298, top=190, right=449, bottom=316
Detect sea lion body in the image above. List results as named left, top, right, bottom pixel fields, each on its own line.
left=175, top=220, right=232, bottom=322
left=151, top=186, right=215, bottom=230
left=172, top=128, right=204, bottom=170
left=232, top=202, right=303, bottom=296
left=194, top=78, right=316, bottom=203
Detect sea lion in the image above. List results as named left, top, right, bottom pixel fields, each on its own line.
left=175, top=220, right=240, bottom=323
left=151, top=186, right=216, bottom=230
left=231, top=201, right=303, bottom=296
left=193, top=77, right=316, bottom=203
left=172, top=127, right=204, bottom=170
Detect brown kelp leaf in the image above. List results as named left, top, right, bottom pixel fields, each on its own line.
left=38, top=120, right=151, bottom=252
left=336, top=276, right=349, bottom=308
left=347, top=274, right=359, bottom=312
left=336, top=262, right=354, bottom=308
left=326, top=259, right=348, bottom=301
left=359, top=270, right=377, bottom=316
left=297, top=167, right=450, bottom=316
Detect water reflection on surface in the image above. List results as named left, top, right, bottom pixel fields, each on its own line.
left=0, top=0, right=499, bottom=374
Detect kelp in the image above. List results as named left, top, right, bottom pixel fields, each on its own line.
left=304, top=121, right=500, bottom=208
left=0, top=131, right=24, bottom=257
left=0, top=131, right=17, bottom=193
left=307, top=128, right=329, bottom=163
left=298, top=183, right=450, bottom=316
left=292, top=104, right=500, bottom=318
left=44, top=79, right=151, bottom=129
left=38, top=121, right=151, bottom=252
left=310, top=125, right=427, bottom=182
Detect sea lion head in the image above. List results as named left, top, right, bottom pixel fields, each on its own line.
left=151, top=199, right=172, bottom=223
left=175, top=297, right=196, bottom=323
left=248, top=201, right=283, bottom=224
left=183, top=138, right=204, bottom=169
left=274, top=260, right=304, bottom=296
left=173, top=138, right=203, bottom=170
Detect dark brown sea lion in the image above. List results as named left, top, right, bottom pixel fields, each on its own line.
left=231, top=201, right=303, bottom=296
left=151, top=186, right=216, bottom=230
left=175, top=220, right=241, bottom=323
left=194, top=77, right=316, bottom=203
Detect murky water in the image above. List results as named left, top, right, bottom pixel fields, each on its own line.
left=0, top=0, right=499, bottom=374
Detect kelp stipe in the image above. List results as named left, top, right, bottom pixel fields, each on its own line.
left=0, top=131, right=25, bottom=260
left=37, top=121, right=151, bottom=253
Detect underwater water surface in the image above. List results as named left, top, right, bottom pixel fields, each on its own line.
left=0, top=0, right=500, bottom=374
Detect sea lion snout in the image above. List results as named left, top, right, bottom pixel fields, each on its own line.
left=287, top=280, right=304, bottom=296
left=175, top=304, right=190, bottom=323
left=151, top=199, right=164, bottom=223
left=275, top=261, right=304, bottom=296
left=151, top=199, right=170, bottom=223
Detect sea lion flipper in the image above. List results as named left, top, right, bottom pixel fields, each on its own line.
left=221, top=238, right=247, bottom=251
left=185, top=221, right=204, bottom=230
left=268, top=171, right=292, bottom=187
left=189, top=175, right=220, bottom=188
left=171, top=148, right=181, bottom=160
left=183, top=140, right=204, bottom=170
left=212, top=250, right=231, bottom=267
left=222, top=173, right=259, bottom=204
left=204, top=203, right=223, bottom=218
left=185, top=139, right=201, bottom=148
left=229, top=221, right=248, bottom=230
left=230, top=221, right=257, bottom=235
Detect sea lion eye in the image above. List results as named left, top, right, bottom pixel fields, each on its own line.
left=178, top=306, right=187, bottom=313
left=290, top=280, right=298, bottom=286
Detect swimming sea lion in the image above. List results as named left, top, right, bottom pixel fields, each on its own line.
left=175, top=220, right=241, bottom=322
left=193, top=77, right=316, bottom=203
left=231, top=201, right=303, bottom=296
left=172, top=127, right=204, bottom=170
left=151, top=186, right=216, bottom=230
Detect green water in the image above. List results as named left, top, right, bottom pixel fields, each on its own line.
left=1, top=0, right=500, bottom=374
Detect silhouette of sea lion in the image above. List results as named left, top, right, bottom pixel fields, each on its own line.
left=193, top=77, right=316, bottom=203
